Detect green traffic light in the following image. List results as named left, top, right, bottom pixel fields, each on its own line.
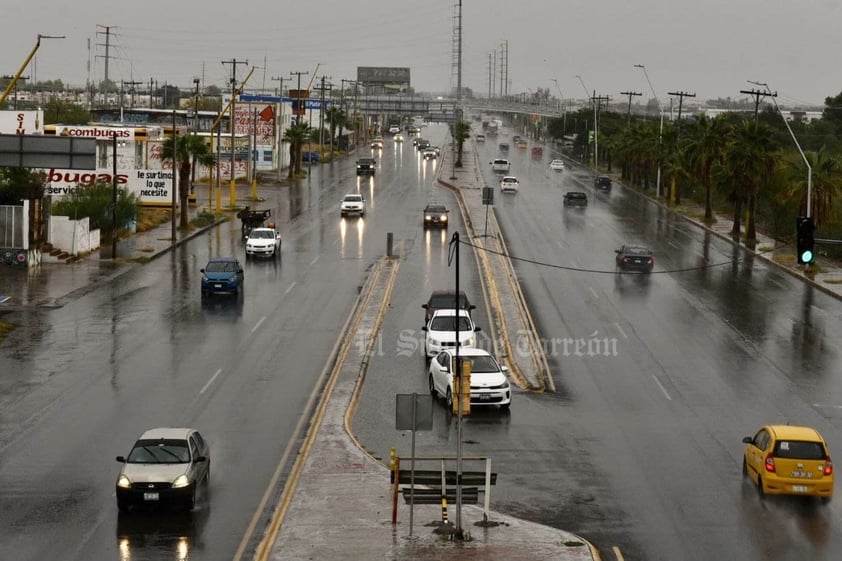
left=801, top=250, right=814, bottom=263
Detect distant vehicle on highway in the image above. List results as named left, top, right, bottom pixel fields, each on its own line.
left=422, top=289, right=474, bottom=325
left=550, top=159, right=565, bottom=171
left=423, top=203, right=449, bottom=228
left=563, top=191, right=588, bottom=208
left=356, top=157, right=376, bottom=175
left=498, top=142, right=510, bottom=151
left=500, top=176, right=520, bottom=193
left=490, top=158, right=510, bottom=173
left=370, top=137, right=384, bottom=149
left=201, top=257, right=244, bottom=296
left=340, top=193, right=366, bottom=217
left=594, top=175, right=612, bottom=191
left=428, top=347, right=511, bottom=410
left=422, top=308, right=480, bottom=359
left=245, top=227, right=282, bottom=259
left=475, top=134, right=486, bottom=143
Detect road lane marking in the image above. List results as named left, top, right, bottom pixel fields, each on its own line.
left=309, top=256, right=319, bottom=266
left=813, top=403, right=842, bottom=409
left=251, top=316, right=267, bottom=333
left=668, top=241, right=679, bottom=249
left=614, top=322, right=628, bottom=339
left=200, top=369, right=222, bottom=395
left=589, top=287, right=599, bottom=299
left=652, top=375, right=672, bottom=400
left=284, top=281, right=297, bottom=295
left=613, top=546, right=625, bottom=560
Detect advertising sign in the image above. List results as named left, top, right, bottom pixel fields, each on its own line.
left=356, top=67, right=410, bottom=85
left=0, top=110, right=45, bottom=135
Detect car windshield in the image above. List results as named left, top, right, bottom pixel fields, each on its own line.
left=624, top=247, right=651, bottom=256
left=250, top=230, right=274, bottom=239
left=465, top=355, right=500, bottom=373
left=425, top=206, right=446, bottom=213
left=127, top=439, right=190, bottom=464
left=774, top=440, right=826, bottom=459
left=206, top=261, right=237, bottom=272
left=430, top=316, right=473, bottom=331
left=344, top=195, right=362, bottom=202
left=567, top=193, right=585, bottom=199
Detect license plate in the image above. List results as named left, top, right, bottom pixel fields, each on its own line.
left=478, top=394, right=492, bottom=401
left=214, top=283, right=222, bottom=288
left=143, top=492, right=159, bottom=501
left=792, top=485, right=808, bottom=493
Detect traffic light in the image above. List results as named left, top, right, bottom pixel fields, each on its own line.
left=796, top=216, right=815, bottom=264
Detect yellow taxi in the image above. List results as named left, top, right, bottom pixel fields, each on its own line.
left=742, top=424, right=833, bottom=502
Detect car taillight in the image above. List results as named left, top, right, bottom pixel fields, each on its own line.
left=764, top=454, right=776, bottom=473
left=622, top=257, right=629, bottom=263
left=824, top=458, right=833, bottom=476
left=647, top=258, right=654, bottom=265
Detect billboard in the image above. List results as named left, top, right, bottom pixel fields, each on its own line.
left=356, top=67, right=410, bottom=85
left=0, top=110, right=45, bottom=135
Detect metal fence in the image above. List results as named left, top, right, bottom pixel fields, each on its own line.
left=0, top=204, right=25, bottom=248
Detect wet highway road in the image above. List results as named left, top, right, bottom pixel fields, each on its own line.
left=353, top=127, right=842, bottom=560
left=0, top=127, right=455, bottom=561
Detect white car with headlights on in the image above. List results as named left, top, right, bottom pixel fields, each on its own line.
left=422, top=308, right=480, bottom=359
left=428, top=347, right=511, bottom=410
left=115, top=427, right=210, bottom=512
left=245, top=226, right=281, bottom=259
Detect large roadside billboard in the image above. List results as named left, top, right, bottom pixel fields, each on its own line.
left=356, top=67, right=410, bottom=85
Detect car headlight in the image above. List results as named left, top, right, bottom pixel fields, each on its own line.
left=441, top=216, right=447, bottom=221
left=466, top=337, right=475, bottom=346
left=117, top=475, right=131, bottom=489
left=430, top=339, right=439, bottom=346
left=172, top=475, right=190, bottom=489
left=425, top=215, right=432, bottom=220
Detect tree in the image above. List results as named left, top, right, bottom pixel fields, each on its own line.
left=783, top=147, right=842, bottom=229
left=0, top=168, right=45, bottom=204
left=282, top=122, right=312, bottom=178
left=43, top=99, right=91, bottom=125
left=161, top=134, right=216, bottom=228
left=451, top=119, right=472, bottom=167
left=685, top=115, right=731, bottom=223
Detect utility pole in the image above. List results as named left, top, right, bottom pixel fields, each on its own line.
left=590, top=92, right=610, bottom=171
left=95, top=25, right=115, bottom=89
left=667, top=90, right=696, bottom=139
left=740, top=87, right=776, bottom=123
left=222, top=58, right=248, bottom=206
left=272, top=76, right=286, bottom=177
left=123, top=80, right=141, bottom=109
left=1, top=75, right=28, bottom=110
left=289, top=70, right=309, bottom=125
left=314, top=76, right=332, bottom=153
left=620, top=91, right=642, bottom=127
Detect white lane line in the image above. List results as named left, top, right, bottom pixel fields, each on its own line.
left=814, top=403, right=842, bottom=409
left=309, top=256, right=319, bottom=266
left=284, top=281, right=297, bottom=295
left=200, top=369, right=222, bottom=395
left=251, top=316, right=267, bottom=333
left=613, top=546, right=626, bottom=561
left=668, top=241, right=679, bottom=249
left=652, top=375, right=672, bottom=401
left=589, top=287, right=599, bottom=299
left=614, top=322, right=628, bottom=339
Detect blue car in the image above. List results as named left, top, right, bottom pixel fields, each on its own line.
left=302, top=151, right=320, bottom=163
left=201, top=257, right=244, bottom=296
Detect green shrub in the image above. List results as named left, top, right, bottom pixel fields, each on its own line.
left=52, top=182, right=138, bottom=238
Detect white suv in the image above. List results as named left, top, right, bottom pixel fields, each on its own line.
left=422, top=309, right=480, bottom=358
left=490, top=158, right=511, bottom=173
left=340, top=193, right=366, bottom=217
left=428, top=347, right=511, bottom=410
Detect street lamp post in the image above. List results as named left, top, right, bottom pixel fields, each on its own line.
left=576, top=75, right=596, bottom=167
left=634, top=64, right=665, bottom=198
left=551, top=78, right=566, bottom=138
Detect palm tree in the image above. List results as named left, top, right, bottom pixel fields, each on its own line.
left=451, top=119, right=472, bottom=167
left=161, top=134, right=216, bottom=228
left=685, top=116, right=731, bottom=223
left=283, top=122, right=312, bottom=178
left=325, top=106, right=347, bottom=156
left=784, top=146, right=842, bottom=228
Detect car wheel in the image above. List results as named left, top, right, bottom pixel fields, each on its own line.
left=821, top=496, right=832, bottom=504
left=429, top=374, right=437, bottom=398
left=446, top=388, right=453, bottom=410
left=204, top=462, right=211, bottom=485
left=757, top=476, right=765, bottom=499
left=117, top=497, right=129, bottom=513
left=186, top=486, right=196, bottom=511
left=742, top=457, right=748, bottom=478
left=500, top=402, right=511, bottom=411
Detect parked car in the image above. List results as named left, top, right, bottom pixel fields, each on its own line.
left=115, top=427, right=210, bottom=512
left=594, top=175, right=612, bottom=191
left=550, top=159, right=565, bottom=171
left=340, top=193, right=366, bottom=217
left=743, top=424, right=833, bottom=502
left=490, top=158, right=511, bottom=173
left=356, top=157, right=376, bottom=175
left=422, top=308, right=480, bottom=359
left=500, top=176, right=520, bottom=193
left=423, top=203, right=449, bottom=228
left=615, top=245, right=654, bottom=273
left=422, top=289, right=475, bottom=325
left=563, top=191, right=588, bottom=208
left=428, top=347, right=511, bottom=410
left=245, top=227, right=282, bottom=259
left=301, top=151, right=320, bottom=163
left=201, top=257, right=244, bottom=296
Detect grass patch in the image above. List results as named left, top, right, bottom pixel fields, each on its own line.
left=190, top=210, right=221, bottom=229
left=564, top=540, right=586, bottom=547
left=0, top=320, right=16, bottom=344
left=136, top=208, right=173, bottom=232
left=773, top=254, right=797, bottom=265
left=824, top=278, right=842, bottom=284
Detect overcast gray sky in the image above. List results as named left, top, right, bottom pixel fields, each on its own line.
left=3, top=0, right=838, bottom=108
